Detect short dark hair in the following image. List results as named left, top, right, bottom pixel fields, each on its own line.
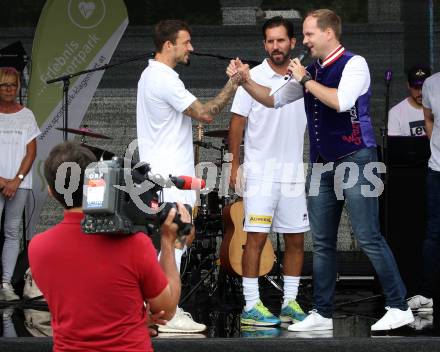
left=306, top=9, right=342, bottom=40
left=262, top=16, right=295, bottom=40
left=154, top=20, right=192, bottom=52
left=44, top=142, right=96, bottom=209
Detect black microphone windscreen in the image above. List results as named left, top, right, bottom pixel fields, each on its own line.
left=385, top=69, right=393, bottom=82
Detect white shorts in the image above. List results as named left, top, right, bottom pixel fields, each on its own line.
left=243, top=179, right=310, bottom=234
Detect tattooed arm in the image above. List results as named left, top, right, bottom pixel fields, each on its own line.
left=183, top=78, right=239, bottom=123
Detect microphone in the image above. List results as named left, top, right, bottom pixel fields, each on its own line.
left=145, top=170, right=205, bottom=190
left=385, top=69, right=393, bottom=85
left=284, top=49, right=309, bottom=80
left=169, top=176, right=206, bottom=190
left=296, top=50, right=308, bottom=63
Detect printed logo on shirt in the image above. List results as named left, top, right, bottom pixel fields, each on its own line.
left=248, top=214, right=272, bottom=225
left=409, top=120, right=426, bottom=136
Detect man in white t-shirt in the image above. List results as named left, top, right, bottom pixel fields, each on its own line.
left=136, top=19, right=240, bottom=333
left=229, top=17, right=309, bottom=327
left=388, top=65, right=431, bottom=136
left=407, top=71, right=440, bottom=314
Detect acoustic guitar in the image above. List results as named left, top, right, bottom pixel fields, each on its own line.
left=220, top=200, right=275, bottom=277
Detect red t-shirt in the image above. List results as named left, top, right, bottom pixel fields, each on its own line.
left=29, top=211, right=168, bottom=352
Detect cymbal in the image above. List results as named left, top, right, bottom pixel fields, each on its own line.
left=204, top=129, right=229, bottom=138
left=56, top=127, right=111, bottom=139
left=81, top=144, right=115, bottom=160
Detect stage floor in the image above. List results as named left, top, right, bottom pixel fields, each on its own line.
left=1, top=277, right=438, bottom=340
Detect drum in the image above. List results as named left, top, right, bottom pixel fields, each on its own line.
left=199, top=189, right=222, bottom=217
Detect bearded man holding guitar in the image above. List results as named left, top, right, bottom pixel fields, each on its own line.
left=228, top=17, right=309, bottom=327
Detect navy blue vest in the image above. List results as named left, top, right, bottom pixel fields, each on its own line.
left=305, top=51, right=376, bottom=162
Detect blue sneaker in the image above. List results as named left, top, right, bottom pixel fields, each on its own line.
left=280, top=300, right=306, bottom=323
left=241, top=301, right=281, bottom=326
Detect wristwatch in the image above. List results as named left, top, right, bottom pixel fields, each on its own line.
left=300, top=73, right=312, bottom=86
left=17, top=174, right=24, bottom=181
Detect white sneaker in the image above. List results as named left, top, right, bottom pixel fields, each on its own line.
left=158, top=307, right=207, bottom=333
left=371, top=307, right=414, bottom=331
left=156, top=332, right=206, bottom=338
left=287, top=310, right=333, bottom=332
left=407, top=295, right=434, bottom=313
left=289, top=330, right=334, bottom=338
left=2, top=308, right=14, bottom=320
left=0, top=283, right=20, bottom=301
left=409, top=312, right=433, bottom=330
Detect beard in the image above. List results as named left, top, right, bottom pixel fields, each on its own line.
left=177, top=53, right=191, bottom=66
left=269, top=50, right=290, bottom=66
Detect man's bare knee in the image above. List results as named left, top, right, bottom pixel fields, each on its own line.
left=245, top=232, right=268, bottom=250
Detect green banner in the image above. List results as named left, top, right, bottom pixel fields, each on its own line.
left=26, top=0, right=128, bottom=238
left=28, top=0, right=128, bottom=129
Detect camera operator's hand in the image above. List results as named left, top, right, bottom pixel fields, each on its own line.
left=176, top=203, right=195, bottom=246
left=145, top=303, right=167, bottom=337
left=160, top=208, right=179, bottom=246
left=176, top=202, right=191, bottom=223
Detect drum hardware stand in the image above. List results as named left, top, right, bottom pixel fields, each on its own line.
left=261, top=232, right=283, bottom=293
left=264, top=275, right=283, bottom=292
left=180, top=215, right=224, bottom=304
left=180, top=258, right=218, bottom=305
left=275, top=232, right=283, bottom=281
left=194, top=123, right=204, bottom=165
left=186, top=131, right=244, bottom=304
left=46, top=53, right=155, bottom=141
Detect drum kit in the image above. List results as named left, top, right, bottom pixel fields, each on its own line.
left=180, top=127, right=247, bottom=303
left=55, top=126, right=115, bottom=161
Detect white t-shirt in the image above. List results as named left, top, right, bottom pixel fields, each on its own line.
left=274, top=55, right=370, bottom=113
left=0, top=107, right=40, bottom=189
left=136, top=60, right=197, bottom=205
left=422, top=72, right=440, bottom=171
left=388, top=98, right=425, bottom=136
left=231, top=59, right=307, bottom=183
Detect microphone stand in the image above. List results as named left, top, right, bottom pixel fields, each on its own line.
left=192, top=51, right=260, bottom=68
left=381, top=69, right=393, bottom=240
left=46, top=53, right=155, bottom=141
left=338, top=70, right=394, bottom=308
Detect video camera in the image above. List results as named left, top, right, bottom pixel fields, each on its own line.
left=80, top=157, right=202, bottom=237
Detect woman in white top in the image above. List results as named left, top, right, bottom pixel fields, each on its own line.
left=0, top=67, right=40, bottom=301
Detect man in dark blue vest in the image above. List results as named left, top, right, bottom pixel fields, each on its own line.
left=226, top=9, right=414, bottom=332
